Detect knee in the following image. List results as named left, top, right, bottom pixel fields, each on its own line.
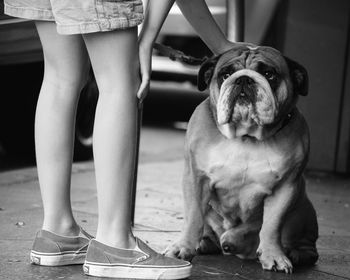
left=46, top=69, right=89, bottom=92
left=93, top=62, right=140, bottom=99
left=43, top=59, right=90, bottom=94
left=40, top=72, right=90, bottom=106
left=96, top=74, right=139, bottom=100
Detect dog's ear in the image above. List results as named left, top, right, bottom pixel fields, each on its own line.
left=197, top=55, right=221, bottom=91
left=284, top=56, right=309, bottom=96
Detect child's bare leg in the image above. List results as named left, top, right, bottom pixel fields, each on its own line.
left=83, top=27, right=139, bottom=248
left=35, top=21, right=90, bottom=236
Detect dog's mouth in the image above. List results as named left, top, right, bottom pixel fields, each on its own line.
left=227, top=90, right=260, bottom=125
left=216, top=70, right=278, bottom=140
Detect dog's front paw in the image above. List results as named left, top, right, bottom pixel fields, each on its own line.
left=164, top=240, right=197, bottom=261
left=257, top=244, right=293, bottom=274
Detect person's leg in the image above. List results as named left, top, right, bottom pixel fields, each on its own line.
left=81, top=28, right=192, bottom=280
left=82, top=27, right=139, bottom=248
left=35, top=21, right=90, bottom=236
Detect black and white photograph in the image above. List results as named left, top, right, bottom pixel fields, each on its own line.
left=0, top=0, right=349, bottom=279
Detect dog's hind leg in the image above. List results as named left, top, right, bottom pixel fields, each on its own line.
left=198, top=226, right=222, bottom=254
left=282, top=195, right=319, bottom=266
left=198, top=208, right=224, bottom=254
left=287, top=197, right=319, bottom=266
left=287, top=243, right=318, bottom=266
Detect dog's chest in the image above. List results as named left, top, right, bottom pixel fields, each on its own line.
left=204, top=140, right=292, bottom=221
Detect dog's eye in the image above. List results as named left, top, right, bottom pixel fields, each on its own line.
left=223, top=73, right=231, bottom=80
left=264, top=70, right=276, bottom=81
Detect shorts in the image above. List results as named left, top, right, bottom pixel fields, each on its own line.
left=4, top=0, right=144, bottom=35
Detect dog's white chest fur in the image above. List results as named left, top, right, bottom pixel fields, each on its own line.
left=201, top=136, right=300, bottom=225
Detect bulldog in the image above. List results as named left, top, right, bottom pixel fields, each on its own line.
left=165, top=43, right=318, bottom=273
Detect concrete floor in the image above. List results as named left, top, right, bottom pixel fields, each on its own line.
left=0, top=126, right=349, bottom=279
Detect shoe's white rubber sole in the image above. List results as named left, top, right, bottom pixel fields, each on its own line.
left=30, top=250, right=86, bottom=266
left=83, top=262, right=192, bottom=279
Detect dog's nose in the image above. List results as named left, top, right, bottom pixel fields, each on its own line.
left=222, top=242, right=235, bottom=253
left=235, top=75, right=254, bottom=86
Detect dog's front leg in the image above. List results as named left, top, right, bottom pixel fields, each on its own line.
left=165, top=155, right=211, bottom=261
left=257, top=179, right=299, bottom=274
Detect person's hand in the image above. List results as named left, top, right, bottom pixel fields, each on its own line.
left=137, top=41, right=153, bottom=105
left=217, top=40, right=238, bottom=55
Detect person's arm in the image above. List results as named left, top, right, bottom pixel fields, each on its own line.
left=137, top=0, right=175, bottom=103
left=176, top=0, right=236, bottom=55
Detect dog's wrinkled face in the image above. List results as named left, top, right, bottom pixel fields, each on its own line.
left=198, top=43, right=308, bottom=140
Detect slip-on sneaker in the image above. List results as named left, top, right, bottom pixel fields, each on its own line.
left=30, top=227, right=93, bottom=266
left=83, top=238, right=192, bottom=279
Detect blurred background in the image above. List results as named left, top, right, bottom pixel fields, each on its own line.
left=0, top=0, right=350, bottom=174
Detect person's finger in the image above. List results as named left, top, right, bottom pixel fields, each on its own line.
left=137, top=74, right=150, bottom=103
left=138, top=87, right=149, bottom=106
left=137, top=70, right=150, bottom=97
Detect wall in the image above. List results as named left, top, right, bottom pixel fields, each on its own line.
left=280, top=0, right=350, bottom=172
